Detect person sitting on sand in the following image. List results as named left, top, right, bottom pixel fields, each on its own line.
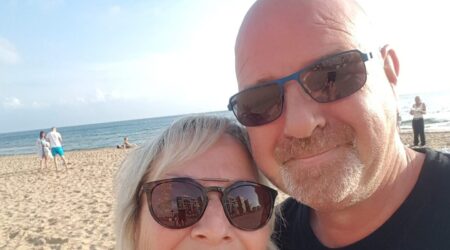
left=116, top=137, right=137, bottom=149
left=114, top=115, right=278, bottom=249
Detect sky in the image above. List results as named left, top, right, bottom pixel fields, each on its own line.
left=1, top=0, right=449, bottom=133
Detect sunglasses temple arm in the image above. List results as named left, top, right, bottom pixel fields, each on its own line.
left=136, top=186, right=144, bottom=205
left=227, top=102, right=233, bottom=111
left=362, top=52, right=374, bottom=62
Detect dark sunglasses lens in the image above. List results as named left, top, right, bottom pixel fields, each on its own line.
left=230, top=84, right=283, bottom=126
left=149, top=181, right=206, bottom=229
left=301, top=51, right=367, bottom=103
left=225, top=184, right=274, bottom=230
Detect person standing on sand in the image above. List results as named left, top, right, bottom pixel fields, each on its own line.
left=410, top=96, right=426, bottom=146
left=397, top=111, right=402, bottom=132
left=46, top=127, right=68, bottom=170
left=36, top=131, right=53, bottom=169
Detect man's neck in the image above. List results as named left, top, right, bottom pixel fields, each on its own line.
left=310, top=144, right=425, bottom=248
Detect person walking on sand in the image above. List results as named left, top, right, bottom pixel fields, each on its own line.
left=36, top=131, right=53, bottom=170
left=410, top=96, right=426, bottom=146
left=46, top=127, right=68, bottom=170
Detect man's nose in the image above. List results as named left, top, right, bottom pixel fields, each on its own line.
left=190, top=194, right=233, bottom=244
left=281, top=82, right=326, bottom=138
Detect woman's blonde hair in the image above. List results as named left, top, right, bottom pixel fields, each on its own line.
left=114, top=114, right=277, bottom=250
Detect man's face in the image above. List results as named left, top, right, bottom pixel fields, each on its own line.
left=234, top=0, right=398, bottom=210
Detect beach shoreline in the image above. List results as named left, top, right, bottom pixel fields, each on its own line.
left=1, top=130, right=449, bottom=158
left=0, top=131, right=449, bottom=248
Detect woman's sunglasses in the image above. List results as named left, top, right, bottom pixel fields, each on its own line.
left=228, top=49, right=374, bottom=126
left=140, top=177, right=278, bottom=231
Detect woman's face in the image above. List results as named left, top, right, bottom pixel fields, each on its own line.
left=135, top=134, right=272, bottom=250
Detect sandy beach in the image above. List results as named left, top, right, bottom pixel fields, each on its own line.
left=400, top=131, right=450, bottom=150
left=0, top=149, right=128, bottom=249
left=0, top=131, right=449, bottom=249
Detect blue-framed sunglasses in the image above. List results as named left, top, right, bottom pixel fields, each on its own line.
left=228, top=49, right=374, bottom=126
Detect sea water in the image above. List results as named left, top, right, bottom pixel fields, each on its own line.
left=0, top=111, right=234, bottom=156
left=0, top=92, right=449, bottom=156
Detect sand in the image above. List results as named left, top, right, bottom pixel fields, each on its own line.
left=0, top=131, right=448, bottom=249
left=400, top=131, right=450, bottom=150
left=0, top=149, right=128, bottom=249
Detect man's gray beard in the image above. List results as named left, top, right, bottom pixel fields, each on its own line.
left=280, top=146, right=366, bottom=210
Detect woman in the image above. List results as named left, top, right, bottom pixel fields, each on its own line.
left=36, top=131, right=53, bottom=169
left=115, top=115, right=278, bottom=249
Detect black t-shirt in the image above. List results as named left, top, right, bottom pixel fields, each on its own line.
left=273, top=149, right=450, bottom=250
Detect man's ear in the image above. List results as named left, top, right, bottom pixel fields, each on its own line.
left=380, top=44, right=400, bottom=85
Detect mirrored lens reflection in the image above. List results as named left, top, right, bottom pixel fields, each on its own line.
left=234, top=84, right=282, bottom=126
left=225, top=185, right=272, bottom=230
left=302, top=51, right=366, bottom=103
left=151, top=182, right=205, bottom=228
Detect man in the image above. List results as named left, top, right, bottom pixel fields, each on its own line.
left=227, top=0, right=450, bottom=249
left=410, top=96, right=426, bottom=146
left=46, top=127, right=68, bottom=170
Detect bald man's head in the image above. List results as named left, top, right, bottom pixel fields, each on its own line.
left=235, top=0, right=379, bottom=85
left=229, top=0, right=402, bottom=212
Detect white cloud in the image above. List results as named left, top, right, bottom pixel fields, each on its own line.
left=0, top=38, right=20, bottom=65
left=74, top=97, right=87, bottom=104
left=55, top=88, right=129, bottom=106
left=108, top=5, right=121, bottom=16
left=31, top=101, right=49, bottom=109
left=95, top=89, right=106, bottom=102
left=3, top=97, right=23, bottom=109
left=80, top=43, right=236, bottom=113
left=94, top=88, right=126, bottom=102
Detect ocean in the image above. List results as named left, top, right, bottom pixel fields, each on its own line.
left=0, top=111, right=234, bottom=156
left=1, top=92, right=449, bottom=156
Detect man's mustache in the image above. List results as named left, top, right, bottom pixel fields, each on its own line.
left=274, top=124, right=355, bottom=163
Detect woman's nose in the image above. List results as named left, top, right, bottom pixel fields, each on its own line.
left=190, top=194, right=233, bottom=244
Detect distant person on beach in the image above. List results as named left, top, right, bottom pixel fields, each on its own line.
left=115, top=115, right=278, bottom=249
left=227, top=0, right=450, bottom=248
left=36, top=131, right=53, bottom=169
left=397, top=111, right=402, bottom=132
left=410, top=96, right=426, bottom=146
left=46, top=127, right=68, bottom=170
left=116, top=137, right=137, bottom=149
